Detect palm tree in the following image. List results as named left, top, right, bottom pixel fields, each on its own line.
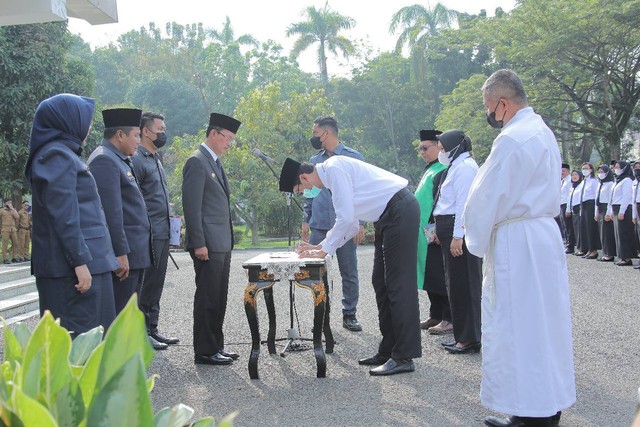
left=211, top=16, right=258, bottom=48
left=388, top=3, right=457, bottom=81
left=286, top=3, right=356, bottom=87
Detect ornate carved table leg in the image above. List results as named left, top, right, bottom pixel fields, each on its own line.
left=310, top=281, right=327, bottom=378
left=263, top=287, right=277, bottom=354
left=322, top=272, right=335, bottom=354
left=244, top=282, right=261, bottom=379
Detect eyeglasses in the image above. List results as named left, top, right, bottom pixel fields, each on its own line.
left=218, top=130, right=235, bottom=143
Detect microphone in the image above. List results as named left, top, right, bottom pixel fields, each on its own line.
left=251, top=148, right=277, bottom=164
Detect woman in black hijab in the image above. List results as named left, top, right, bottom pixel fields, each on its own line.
left=595, top=165, right=616, bottom=261
left=27, top=94, right=118, bottom=335
left=565, top=170, right=583, bottom=255
left=607, top=161, right=635, bottom=265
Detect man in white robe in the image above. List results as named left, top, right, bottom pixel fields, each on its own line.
left=463, top=69, right=576, bottom=427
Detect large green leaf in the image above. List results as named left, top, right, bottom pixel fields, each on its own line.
left=153, top=403, right=194, bottom=427
left=10, top=387, right=57, bottom=427
left=69, top=327, right=103, bottom=366
left=78, top=342, right=104, bottom=407
left=21, top=312, right=72, bottom=406
left=12, top=323, right=31, bottom=352
left=189, top=417, right=215, bottom=427
left=217, top=411, right=238, bottom=427
left=0, top=400, right=24, bottom=427
left=86, top=354, right=153, bottom=427
left=95, top=296, right=154, bottom=392
left=3, top=324, right=23, bottom=367
left=51, top=379, right=84, bottom=427
left=0, top=362, right=14, bottom=401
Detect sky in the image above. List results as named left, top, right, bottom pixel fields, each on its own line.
left=68, top=0, right=516, bottom=75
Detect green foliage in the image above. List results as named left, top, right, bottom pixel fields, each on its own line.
left=436, top=74, right=499, bottom=164
left=0, top=22, right=94, bottom=200
left=1, top=297, right=227, bottom=426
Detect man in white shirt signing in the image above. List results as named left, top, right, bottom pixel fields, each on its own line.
left=279, top=156, right=422, bottom=376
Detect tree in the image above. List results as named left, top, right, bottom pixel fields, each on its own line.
left=0, top=22, right=94, bottom=201
left=286, top=4, right=356, bottom=87
left=388, top=3, right=457, bottom=81
left=495, top=0, right=640, bottom=162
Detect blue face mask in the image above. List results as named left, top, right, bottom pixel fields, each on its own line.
left=303, top=186, right=322, bottom=198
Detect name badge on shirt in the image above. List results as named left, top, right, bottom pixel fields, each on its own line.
left=127, top=171, right=134, bottom=181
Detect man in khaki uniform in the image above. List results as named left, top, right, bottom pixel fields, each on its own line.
left=1, top=198, right=19, bottom=264
left=17, top=201, right=32, bottom=262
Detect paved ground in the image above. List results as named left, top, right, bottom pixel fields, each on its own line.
left=3, top=247, right=639, bottom=426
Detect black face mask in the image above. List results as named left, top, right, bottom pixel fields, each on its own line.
left=152, top=132, right=167, bottom=148
left=309, top=135, right=323, bottom=150
left=486, top=100, right=506, bottom=129
left=634, top=169, right=640, bottom=180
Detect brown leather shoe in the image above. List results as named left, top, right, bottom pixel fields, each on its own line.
left=420, top=318, right=440, bottom=330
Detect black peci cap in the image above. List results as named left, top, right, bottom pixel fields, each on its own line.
left=279, top=158, right=302, bottom=193
left=419, top=129, right=441, bottom=142
left=209, top=113, right=241, bottom=134
left=102, top=108, right=142, bottom=128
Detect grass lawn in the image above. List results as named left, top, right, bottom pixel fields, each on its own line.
left=233, top=225, right=295, bottom=249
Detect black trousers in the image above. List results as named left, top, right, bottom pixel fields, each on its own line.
left=191, top=250, right=231, bottom=356
left=598, top=202, right=616, bottom=257
left=612, top=205, right=635, bottom=259
left=372, top=188, right=422, bottom=360
left=113, top=268, right=144, bottom=315
left=563, top=204, right=575, bottom=250
left=579, top=200, right=601, bottom=251
left=571, top=206, right=581, bottom=252
left=423, top=243, right=450, bottom=321
left=36, top=272, right=115, bottom=337
left=435, top=215, right=482, bottom=344
left=139, top=239, right=170, bottom=333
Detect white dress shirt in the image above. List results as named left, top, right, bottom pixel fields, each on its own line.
left=596, top=181, right=614, bottom=205
left=580, top=176, right=598, bottom=201
left=201, top=143, right=219, bottom=162
left=607, top=177, right=633, bottom=216
left=560, top=175, right=572, bottom=205
left=316, top=156, right=407, bottom=255
left=567, top=181, right=582, bottom=213
left=432, top=151, right=478, bottom=238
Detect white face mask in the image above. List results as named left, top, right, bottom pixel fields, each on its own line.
left=437, top=150, right=451, bottom=165
left=597, top=172, right=606, bottom=180
left=614, top=168, right=623, bottom=176
left=437, top=144, right=460, bottom=166
left=581, top=169, right=591, bottom=176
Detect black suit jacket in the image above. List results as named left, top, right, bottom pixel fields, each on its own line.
left=182, top=144, right=233, bottom=252
left=88, top=140, right=152, bottom=270
left=30, top=142, right=118, bottom=278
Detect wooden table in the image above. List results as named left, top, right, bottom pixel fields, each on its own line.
left=242, top=252, right=335, bottom=379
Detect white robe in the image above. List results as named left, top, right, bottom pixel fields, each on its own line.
left=463, top=107, right=576, bottom=417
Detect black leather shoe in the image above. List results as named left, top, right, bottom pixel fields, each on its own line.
left=598, top=257, right=614, bottom=262
left=2, top=260, right=10, bottom=265
left=358, top=354, right=389, bottom=366
left=194, top=353, right=233, bottom=365
left=484, top=416, right=526, bottom=427
left=219, top=349, right=239, bottom=360
left=343, top=316, right=363, bottom=332
left=444, top=342, right=481, bottom=354
left=441, top=341, right=456, bottom=347
left=369, top=358, right=415, bottom=376
left=150, top=332, right=179, bottom=345
left=616, top=259, right=632, bottom=266
left=584, top=254, right=598, bottom=259
left=149, top=335, right=168, bottom=350
left=564, top=248, right=574, bottom=254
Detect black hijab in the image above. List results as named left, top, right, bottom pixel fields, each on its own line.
left=597, top=164, right=614, bottom=183
left=436, top=129, right=472, bottom=163
left=25, top=93, right=95, bottom=181
left=571, top=170, right=583, bottom=188
left=615, top=161, right=633, bottom=183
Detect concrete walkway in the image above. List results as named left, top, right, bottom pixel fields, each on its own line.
left=2, top=247, right=638, bottom=426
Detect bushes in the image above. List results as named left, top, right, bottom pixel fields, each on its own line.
left=0, top=296, right=235, bottom=426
